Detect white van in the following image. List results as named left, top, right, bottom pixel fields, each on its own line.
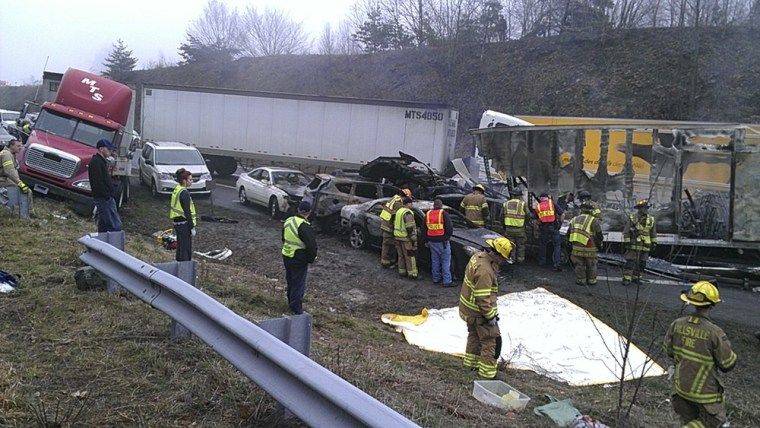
left=0, top=109, right=20, bottom=127
left=138, top=141, right=214, bottom=196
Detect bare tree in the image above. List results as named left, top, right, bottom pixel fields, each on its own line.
left=318, top=21, right=363, bottom=55
left=185, top=0, right=242, bottom=53
left=240, top=7, right=312, bottom=56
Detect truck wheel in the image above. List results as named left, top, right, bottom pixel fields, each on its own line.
left=214, top=157, right=238, bottom=177
left=269, top=197, right=281, bottom=219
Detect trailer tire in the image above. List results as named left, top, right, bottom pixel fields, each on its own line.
left=214, top=156, right=238, bottom=177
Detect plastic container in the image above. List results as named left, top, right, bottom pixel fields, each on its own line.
left=472, top=380, right=530, bottom=411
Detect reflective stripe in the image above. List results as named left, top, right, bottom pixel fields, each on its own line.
left=568, top=214, right=594, bottom=246
left=503, top=199, right=526, bottom=227
left=536, top=199, right=555, bottom=223
left=169, top=185, right=197, bottom=225
left=282, top=216, right=308, bottom=257
left=2, top=160, right=13, bottom=167
left=380, top=195, right=402, bottom=222
left=626, top=213, right=655, bottom=250
left=425, top=209, right=445, bottom=237
left=394, top=207, right=415, bottom=240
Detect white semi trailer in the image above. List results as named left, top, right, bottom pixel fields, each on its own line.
left=138, top=84, right=459, bottom=176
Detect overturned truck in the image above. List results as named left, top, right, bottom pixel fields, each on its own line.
left=471, top=119, right=760, bottom=267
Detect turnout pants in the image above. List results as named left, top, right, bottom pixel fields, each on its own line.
left=381, top=231, right=397, bottom=267
left=395, top=240, right=418, bottom=278
left=503, top=226, right=526, bottom=263
left=174, top=221, right=193, bottom=262
left=671, top=394, right=727, bottom=428
left=571, top=249, right=598, bottom=285
left=283, top=256, right=309, bottom=315
left=463, top=316, right=501, bottom=379
left=623, top=250, right=648, bottom=282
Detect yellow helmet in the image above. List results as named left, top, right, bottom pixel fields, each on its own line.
left=486, top=237, right=512, bottom=259
left=680, top=281, right=720, bottom=306
left=402, top=188, right=412, bottom=198
left=473, top=184, right=486, bottom=192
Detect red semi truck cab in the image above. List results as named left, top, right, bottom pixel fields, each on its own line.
left=19, top=68, right=135, bottom=215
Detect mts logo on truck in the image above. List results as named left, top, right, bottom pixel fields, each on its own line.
left=81, top=78, right=104, bottom=101
left=405, top=110, right=444, bottom=121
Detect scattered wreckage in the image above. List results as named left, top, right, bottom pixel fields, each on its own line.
left=471, top=115, right=760, bottom=287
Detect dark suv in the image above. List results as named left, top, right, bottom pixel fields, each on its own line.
left=304, top=173, right=401, bottom=234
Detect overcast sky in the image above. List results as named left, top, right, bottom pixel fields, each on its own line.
left=0, top=0, right=356, bottom=86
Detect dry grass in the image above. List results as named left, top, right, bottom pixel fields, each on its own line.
left=0, top=191, right=758, bottom=427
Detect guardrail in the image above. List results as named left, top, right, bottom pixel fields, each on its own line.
left=79, top=234, right=419, bottom=428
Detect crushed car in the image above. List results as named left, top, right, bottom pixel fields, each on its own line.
left=236, top=167, right=311, bottom=219
left=340, top=198, right=504, bottom=280
left=304, top=173, right=401, bottom=234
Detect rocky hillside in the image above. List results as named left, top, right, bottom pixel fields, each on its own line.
left=4, top=26, right=759, bottom=134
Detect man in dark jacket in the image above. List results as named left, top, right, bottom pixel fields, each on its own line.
left=88, top=139, right=122, bottom=232
left=423, top=199, right=454, bottom=286
left=282, top=200, right=318, bottom=315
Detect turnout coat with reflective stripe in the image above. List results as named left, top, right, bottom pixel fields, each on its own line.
left=503, top=198, right=526, bottom=227
left=459, top=252, right=499, bottom=321
left=663, top=314, right=737, bottom=404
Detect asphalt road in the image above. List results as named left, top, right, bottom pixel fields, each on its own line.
left=199, top=174, right=760, bottom=329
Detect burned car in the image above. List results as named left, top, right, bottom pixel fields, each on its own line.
left=236, top=167, right=311, bottom=219
left=304, top=173, right=401, bottom=233
left=340, top=198, right=504, bottom=279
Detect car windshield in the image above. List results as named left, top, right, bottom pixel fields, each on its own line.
left=155, top=148, right=205, bottom=165
left=272, top=171, right=309, bottom=186
left=34, top=109, right=116, bottom=148
left=1, top=112, right=19, bottom=122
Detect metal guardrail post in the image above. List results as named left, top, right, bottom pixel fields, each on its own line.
left=155, top=261, right=195, bottom=338
left=78, top=235, right=419, bottom=428
left=92, top=231, right=125, bottom=293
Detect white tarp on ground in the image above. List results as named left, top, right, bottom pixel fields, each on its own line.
left=381, top=287, right=666, bottom=386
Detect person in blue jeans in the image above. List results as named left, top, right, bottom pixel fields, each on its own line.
left=535, top=192, right=564, bottom=271
left=88, top=139, right=122, bottom=232
left=423, top=199, right=454, bottom=286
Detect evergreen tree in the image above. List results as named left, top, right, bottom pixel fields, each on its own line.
left=102, top=39, right=138, bottom=83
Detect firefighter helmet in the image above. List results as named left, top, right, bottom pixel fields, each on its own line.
left=486, top=237, right=513, bottom=259
left=580, top=202, right=594, bottom=212
left=636, top=199, right=650, bottom=208
left=577, top=190, right=591, bottom=199
left=402, top=188, right=412, bottom=198
left=473, top=184, right=486, bottom=193
left=680, top=281, right=721, bottom=306
left=511, top=187, right=524, bottom=197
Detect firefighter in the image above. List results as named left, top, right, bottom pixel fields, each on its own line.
left=0, top=139, right=30, bottom=219
left=574, top=190, right=601, bottom=218
left=282, top=200, right=318, bottom=315
left=622, top=199, right=656, bottom=286
left=423, top=198, right=454, bottom=286
left=380, top=188, right=412, bottom=268
left=664, top=281, right=737, bottom=428
left=502, top=187, right=528, bottom=264
left=394, top=197, right=422, bottom=280
left=535, top=192, right=565, bottom=271
left=567, top=202, right=604, bottom=285
left=459, top=237, right=512, bottom=379
left=460, top=183, right=490, bottom=227
left=170, top=168, right=198, bottom=261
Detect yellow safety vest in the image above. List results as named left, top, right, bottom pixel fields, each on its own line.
left=380, top=195, right=402, bottom=221
left=626, top=213, right=655, bottom=250
left=503, top=199, right=526, bottom=227
left=282, top=216, right=308, bottom=258
left=169, top=185, right=197, bottom=226
left=394, top=207, right=415, bottom=241
left=568, top=214, right=594, bottom=246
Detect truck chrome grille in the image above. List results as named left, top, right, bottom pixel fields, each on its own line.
left=25, top=145, right=80, bottom=178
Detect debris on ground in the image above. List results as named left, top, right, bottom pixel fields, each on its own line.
left=194, top=248, right=233, bottom=261
left=0, top=270, right=19, bottom=293
left=152, top=229, right=177, bottom=250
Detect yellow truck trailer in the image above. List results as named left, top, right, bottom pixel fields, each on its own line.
left=472, top=112, right=760, bottom=250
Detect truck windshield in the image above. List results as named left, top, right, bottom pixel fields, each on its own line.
left=35, top=109, right=116, bottom=148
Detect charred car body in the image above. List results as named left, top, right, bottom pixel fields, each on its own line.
left=341, top=198, right=504, bottom=279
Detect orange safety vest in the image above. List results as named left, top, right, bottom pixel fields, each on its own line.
left=536, top=199, right=556, bottom=223
left=425, top=209, right=445, bottom=237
